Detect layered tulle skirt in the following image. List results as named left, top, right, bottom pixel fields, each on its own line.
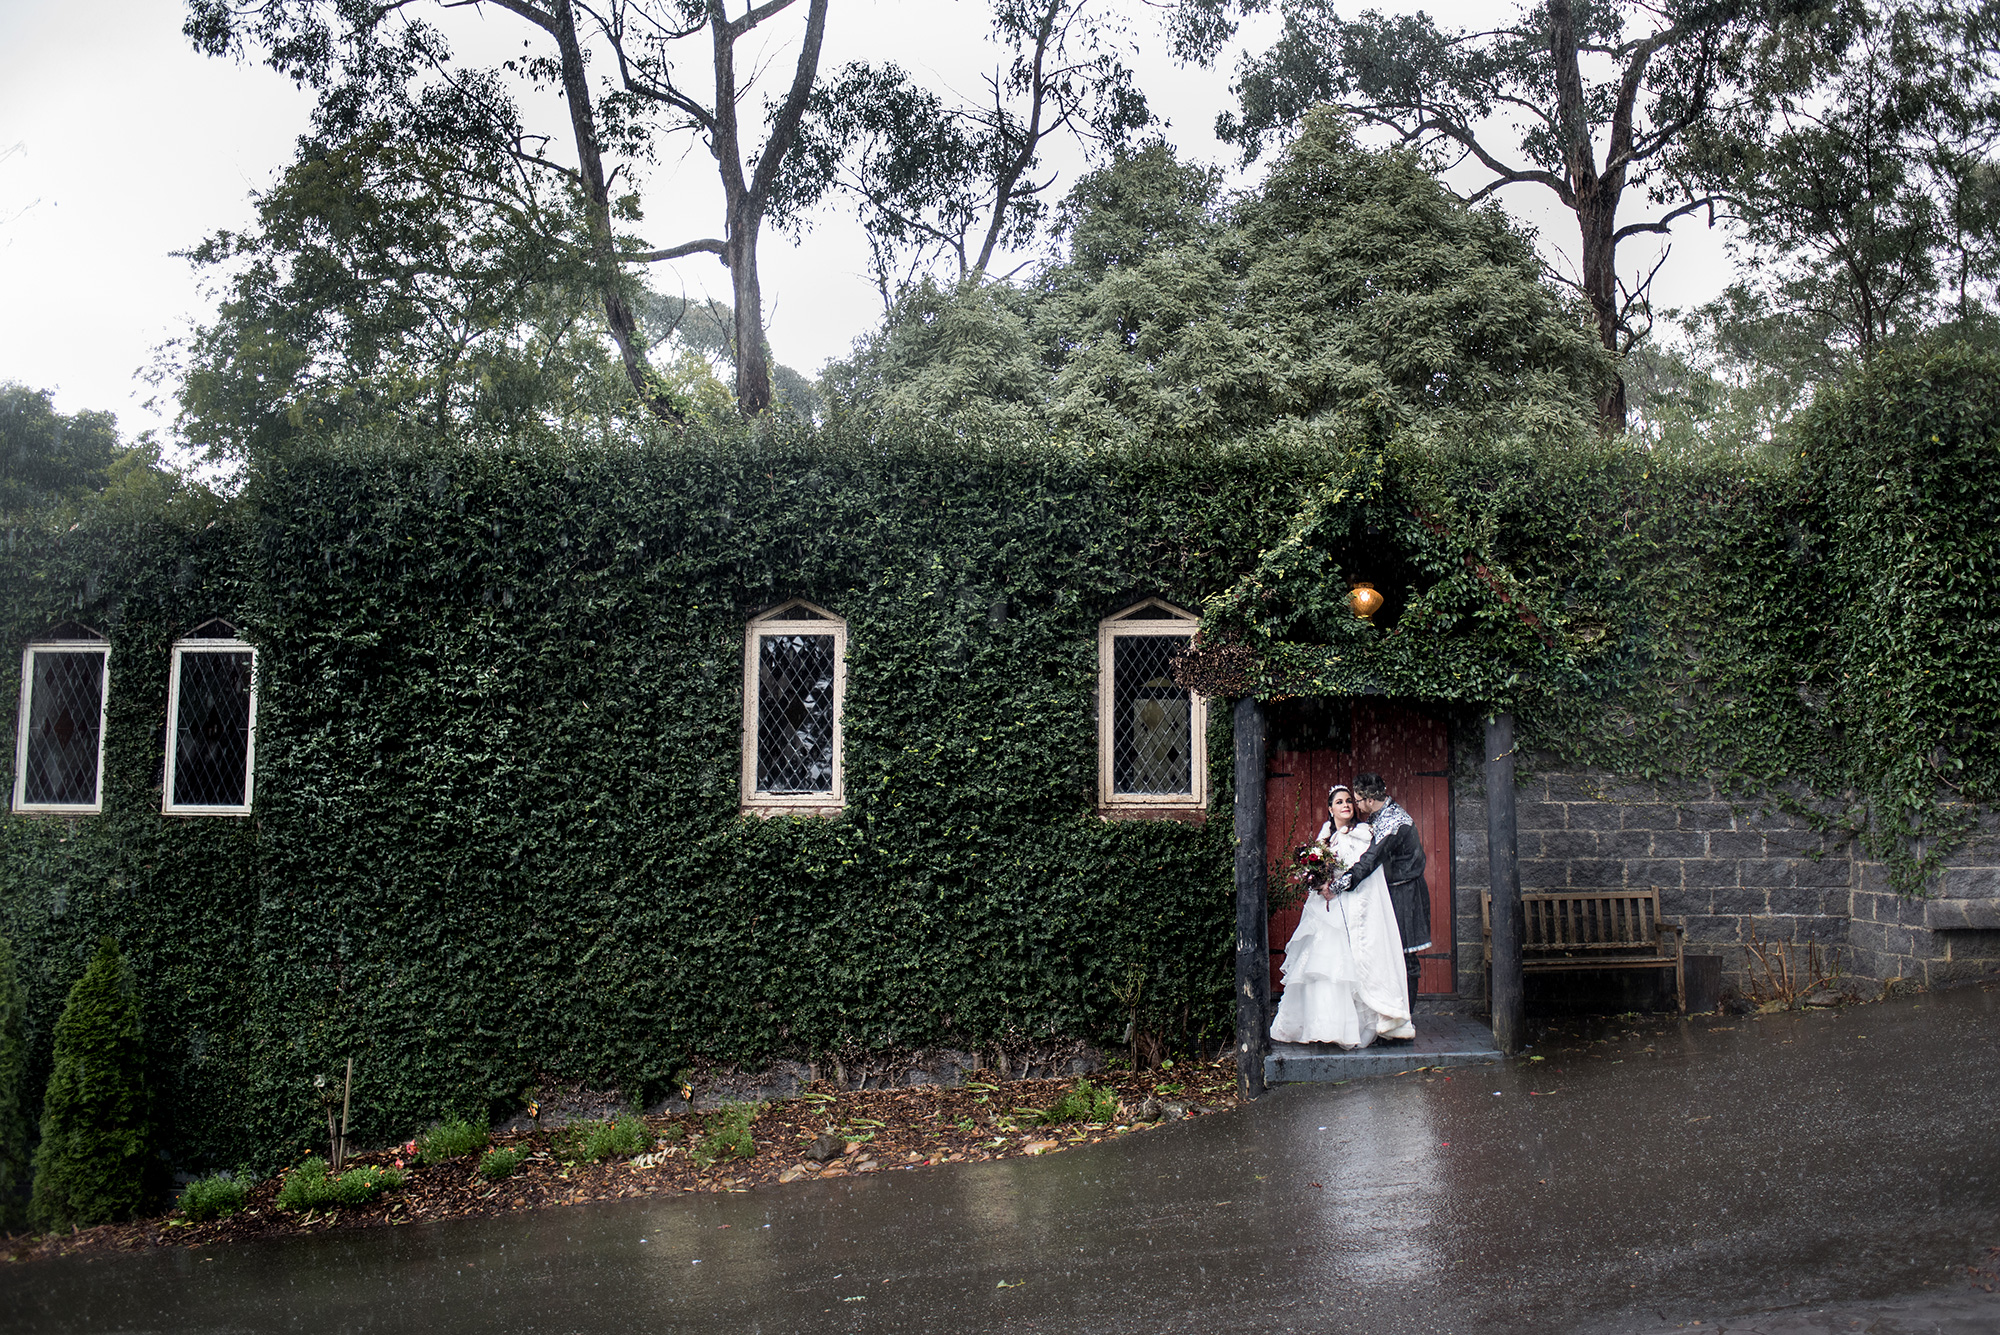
left=1269, top=870, right=1415, bottom=1048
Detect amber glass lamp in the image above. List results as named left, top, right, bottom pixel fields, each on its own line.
left=1347, top=582, right=1384, bottom=620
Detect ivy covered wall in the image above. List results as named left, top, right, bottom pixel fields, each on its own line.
left=1, top=346, right=1994, bottom=1171
left=0, top=426, right=1327, bottom=1172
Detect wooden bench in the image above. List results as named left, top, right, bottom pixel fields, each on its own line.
left=1483, top=889, right=1686, bottom=1012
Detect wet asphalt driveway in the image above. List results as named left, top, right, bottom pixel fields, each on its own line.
left=4, top=983, right=1997, bottom=1334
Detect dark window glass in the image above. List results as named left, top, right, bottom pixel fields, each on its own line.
left=171, top=650, right=254, bottom=808
left=22, top=650, right=106, bottom=806
left=756, top=634, right=836, bottom=793
left=1112, top=635, right=1191, bottom=795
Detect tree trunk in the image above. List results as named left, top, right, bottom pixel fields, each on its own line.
left=1577, top=185, right=1628, bottom=432
left=1552, top=0, right=1627, bottom=434
left=727, top=205, right=773, bottom=414
left=551, top=0, right=681, bottom=427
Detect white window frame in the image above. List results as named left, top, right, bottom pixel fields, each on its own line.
left=1097, top=600, right=1207, bottom=811
left=12, top=629, right=112, bottom=815
left=741, top=600, right=847, bottom=815
left=163, top=626, right=259, bottom=817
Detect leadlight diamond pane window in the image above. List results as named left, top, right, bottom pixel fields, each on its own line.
left=742, top=601, right=847, bottom=810
left=17, top=648, right=108, bottom=809
left=1096, top=602, right=1205, bottom=810
left=164, top=630, right=258, bottom=815
left=1112, top=635, right=1192, bottom=794
left=756, top=633, right=837, bottom=793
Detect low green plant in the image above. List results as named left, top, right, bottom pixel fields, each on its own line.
left=275, top=1156, right=407, bottom=1210
left=557, top=1113, right=654, bottom=1164
left=476, top=1147, right=527, bottom=1181
left=417, top=1118, right=489, bottom=1165
left=691, top=1104, right=758, bottom=1169
left=176, top=1173, right=250, bottom=1221
left=1037, top=1079, right=1118, bottom=1126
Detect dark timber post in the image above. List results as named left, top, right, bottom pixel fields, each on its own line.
left=1485, top=710, right=1525, bottom=1055
left=1233, top=695, right=1269, bottom=1098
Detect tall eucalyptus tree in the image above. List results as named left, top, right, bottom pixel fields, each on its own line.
left=185, top=0, right=829, bottom=421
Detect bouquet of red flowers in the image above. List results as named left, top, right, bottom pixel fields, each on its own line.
left=1278, top=838, right=1351, bottom=906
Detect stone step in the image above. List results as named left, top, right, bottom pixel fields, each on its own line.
left=1265, top=1014, right=1503, bottom=1083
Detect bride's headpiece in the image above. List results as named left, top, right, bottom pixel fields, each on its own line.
left=1326, top=784, right=1352, bottom=803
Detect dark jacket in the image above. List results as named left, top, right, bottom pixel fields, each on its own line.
left=1338, top=799, right=1425, bottom=890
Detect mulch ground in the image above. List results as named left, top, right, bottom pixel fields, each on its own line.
left=5, top=1059, right=1243, bottom=1264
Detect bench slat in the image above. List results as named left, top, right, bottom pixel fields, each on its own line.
left=1483, top=888, right=1686, bottom=1013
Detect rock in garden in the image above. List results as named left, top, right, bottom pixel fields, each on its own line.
left=804, top=1132, right=843, bottom=1162
left=1133, top=1097, right=1162, bottom=1122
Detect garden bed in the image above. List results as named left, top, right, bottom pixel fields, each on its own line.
left=5, top=1059, right=1243, bottom=1263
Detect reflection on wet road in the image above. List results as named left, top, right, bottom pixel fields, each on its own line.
left=4, top=985, right=1996, bottom=1334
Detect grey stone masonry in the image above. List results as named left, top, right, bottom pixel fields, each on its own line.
left=1444, top=743, right=2000, bottom=1004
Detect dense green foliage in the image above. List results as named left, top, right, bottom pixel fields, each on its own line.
left=416, top=1118, right=488, bottom=1165
left=274, top=1156, right=405, bottom=1210
left=827, top=118, right=1609, bottom=442
left=175, top=1172, right=249, bottom=1221
left=0, top=423, right=1291, bottom=1172
left=0, top=386, right=122, bottom=512
left=1798, top=343, right=2000, bottom=876
left=0, top=386, right=180, bottom=518
left=0, top=935, right=26, bottom=1230
left=1, top=342, right=1993, bottom=1172
left=28, top=938, right=154, bottom=1229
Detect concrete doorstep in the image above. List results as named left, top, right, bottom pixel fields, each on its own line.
left=1266, top=1013, right=1503, bottom=1082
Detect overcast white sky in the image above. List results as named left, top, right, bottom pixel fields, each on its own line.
left=0, top=0, right=1733, bottom=449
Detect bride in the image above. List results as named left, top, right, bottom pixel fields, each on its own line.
left=1269, top=784, right=1416, bottom=1047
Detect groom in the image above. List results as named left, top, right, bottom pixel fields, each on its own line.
left=1334, top=772, right=1430, bottom=1032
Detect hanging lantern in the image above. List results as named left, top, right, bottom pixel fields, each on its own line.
left=1347, top=582, right=1384, bottom=620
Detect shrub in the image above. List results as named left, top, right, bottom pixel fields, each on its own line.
left=691, top=1105, right=757, bottom=1169
left=177, top=1173, right=249, bottom=1222
left=275, top=1156, right=406, bottom=1211
left=1037, top=1080, right=1118, bottom=1126
left=0, top=935, right=27, bottom=1231
left=29, top=938, right=152, bottom=1230
left=476, top=1147, right=527, bottom=1181
left=417, top=1118, right=489, bottom=1165
left=559, top=1113, right=653, bottom=1164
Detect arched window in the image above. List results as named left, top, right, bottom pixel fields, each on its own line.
left=741, top=600, right=846, bottom=813
left=163, top=619, right=258, bottom=816
left=13, top=622, right=110, bottom=814
left=1097, top=600, right=1206, bottom=812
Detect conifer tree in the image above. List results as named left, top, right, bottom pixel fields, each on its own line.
left=29, top=937, right=150, bottom=1230
left=0, top=935, right=26, bottom=1231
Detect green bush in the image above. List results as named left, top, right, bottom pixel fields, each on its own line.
left=29, top=938, right=152, bottom=1230
left=0, top=935, right=28, bottom=1231
left=274, top=1156, right=407, bottom=1210
left=476, top=1147, right=527, bottom=1181
left=559, top=1113, right=654, bottom=1164
left=1037, top=1079, right=1118, bottom=1126
left=176, top=1173, right=249, bottom=1222
left=417, top=1118, right=489, bottom=1165
left=691, top=1105, right=757, bottom=1169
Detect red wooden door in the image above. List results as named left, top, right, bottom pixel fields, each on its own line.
left=1266, top=700, right=1454, bottom=996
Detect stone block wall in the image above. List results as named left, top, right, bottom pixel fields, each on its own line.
left=1444, top=747, right=2000, bottom=1005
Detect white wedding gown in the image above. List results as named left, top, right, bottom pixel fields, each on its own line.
left=1269, top=821, right=1415, bottom=1047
